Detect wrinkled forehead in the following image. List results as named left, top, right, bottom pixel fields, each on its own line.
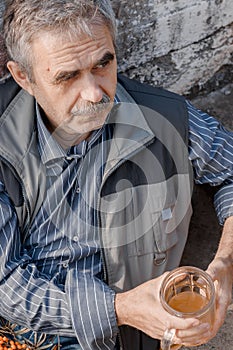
left=29, top=24, right=115, bottom=74
left=31, top=22, right=114, bottom=54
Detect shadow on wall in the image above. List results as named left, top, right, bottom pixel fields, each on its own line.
left=0, top=1, right=9, bottom=81
left=0, top=33, right=9, bottom=80
left=181, top=184, right=222, bottom=269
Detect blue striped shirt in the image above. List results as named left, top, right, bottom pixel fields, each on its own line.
left=0, top=98, right=233, bottom=349
left=187, top=100, right=233, bottom=223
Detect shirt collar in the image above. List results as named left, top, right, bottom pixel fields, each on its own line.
left=36, top=103, right=67, bottom=165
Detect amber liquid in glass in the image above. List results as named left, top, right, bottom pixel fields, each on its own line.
left=160, top=266, right=215, bottom=350
left=160, top=291, right=210, bottom=350
left=168, top=291, right=208, bottom=313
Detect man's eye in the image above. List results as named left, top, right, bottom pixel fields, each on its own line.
left=63, top=74, right=73, bottom=81
left=94, top=61, right=110, bottom=70
left=63, top=72, right=79, bottom=81
left=54, top=71, right=79, bottom=84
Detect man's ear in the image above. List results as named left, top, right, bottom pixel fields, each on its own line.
left=7, top=60, right=34, bottom=95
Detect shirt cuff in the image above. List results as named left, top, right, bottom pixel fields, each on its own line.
left=66, top=268, right=118, bottom=349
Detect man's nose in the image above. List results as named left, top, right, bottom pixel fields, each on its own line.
left=80, top=74, right=103, bottom=103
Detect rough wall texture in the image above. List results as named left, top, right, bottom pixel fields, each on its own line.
left=113, top=0, right=233, bottom=95
left=0, top=1, right=7, bottom=79
left=1, top=1, right=233, bottom=93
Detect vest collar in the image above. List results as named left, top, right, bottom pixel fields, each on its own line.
left=0, top=82, right=155, bottom=173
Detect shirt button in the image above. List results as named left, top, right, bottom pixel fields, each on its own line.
left=76, top=187, right=81, bottom=193
left=73, top=236, right=79, bottom=242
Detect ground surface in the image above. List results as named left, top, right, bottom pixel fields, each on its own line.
left=180, top=84, right=233, bottom=349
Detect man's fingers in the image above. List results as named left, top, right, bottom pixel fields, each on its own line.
left=176, top=323, right=211, bottom=346
left=164, top=315, right=200, bottom=331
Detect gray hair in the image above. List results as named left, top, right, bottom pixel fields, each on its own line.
left=3, top=0, right=117, bottom=80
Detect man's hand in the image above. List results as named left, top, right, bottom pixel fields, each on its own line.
left=205, top=215, right=233, bottom=342
left=206, top=257, right=233, bottom=338
left=115, top=273, right=211, bottom=346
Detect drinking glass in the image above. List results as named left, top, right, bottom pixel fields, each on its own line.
left=159, top=266, right=216, bottom=350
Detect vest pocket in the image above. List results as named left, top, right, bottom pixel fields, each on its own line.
left=126, top=176, right=191, bottom=257
left=127, top=202, right=178, bottom=257
left=99, top=178, right=189, bottom=255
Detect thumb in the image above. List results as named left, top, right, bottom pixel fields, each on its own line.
left=206, top=264, right=217, bottom=281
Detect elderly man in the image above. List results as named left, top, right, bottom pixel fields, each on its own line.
left=0, top=1, right=232, bottom=349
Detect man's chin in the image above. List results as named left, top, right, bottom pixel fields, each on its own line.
left=69, top=115, right=108, bottom=132
left=54, top=120, right=105, bottom=145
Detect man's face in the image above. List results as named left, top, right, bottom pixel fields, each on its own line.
left=25, top=25, right=117, bottom=144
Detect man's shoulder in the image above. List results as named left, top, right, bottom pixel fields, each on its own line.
left=0, top=77, right=22, bottom=115
left=117, top=74, right=188, bottom=142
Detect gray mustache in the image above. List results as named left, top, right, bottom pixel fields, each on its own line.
left=71, top=94, right=111, bottom=117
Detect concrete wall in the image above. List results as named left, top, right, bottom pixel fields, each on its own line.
left=1, top=1, right=233, bottom=94
left=0, top=1, right=7, bottom=79
left=113, top=0, right=233, bottom=94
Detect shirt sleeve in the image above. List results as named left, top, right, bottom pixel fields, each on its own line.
left=0, top=181, right=118, bottom=348
left=187, top=100, right=233, bottom=224
left=67, top=268, right=118, bottom=349
left=213, top=184, right=233, bottom=225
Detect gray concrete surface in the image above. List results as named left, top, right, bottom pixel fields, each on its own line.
left=180, top=85, right=233, bottom=350
left=113, top=0, right=233, bottom=95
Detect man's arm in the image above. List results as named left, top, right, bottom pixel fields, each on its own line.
left=115, top=274, right=210, bottom=346
left=206, top=215, right=233, bottom=338
left=0, top=183, right=118, bottom=349
left=0, top=184, right=73, bottom=334
left=187, top=100, right=233, bottom=342
left=114, top=216, right=233, bottom=347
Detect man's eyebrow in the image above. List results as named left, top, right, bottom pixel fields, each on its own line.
left=94, top=51, right=115, bottom=67
left=52, top=51, right=115, bottom=84
left=52, top=69, right=80, bottom=85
